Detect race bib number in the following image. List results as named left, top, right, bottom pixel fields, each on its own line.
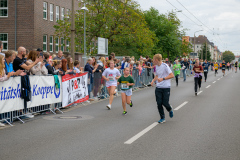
left=121, top=83, right=129, bottom=90
left=108, top=76, right=114, bottom=81
left=175, top=68, right=179, bottom=71
left=222, top=67, right=225, bottom=70
left=204, top=70, right=208, bottom=72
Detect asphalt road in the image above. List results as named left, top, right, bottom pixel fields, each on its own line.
left=1, top=69, right=240, bottom=160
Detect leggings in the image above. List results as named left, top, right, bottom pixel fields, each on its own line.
left=204, top=72, right=208, bottom=81
left=194, top=76, right=202, bottom=92
left=175, top=74, right=179, bottom=85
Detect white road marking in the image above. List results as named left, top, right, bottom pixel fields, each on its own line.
left=174, top=101, right=188, bottom=111
left=198, top=91, right=203, bottom=95
left=217, top=78, right=220, bottom=80
left=213, top=81, right=216, bottom=83
left=124, top=122, right=159, bottom=144
left=206, top=85, right=211, bottom=88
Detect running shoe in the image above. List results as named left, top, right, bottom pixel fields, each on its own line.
left=169, top=110, right=174, bottom=118
left=122, top=111, right=127, bottom=115
left=158, top=119, right=166, bottom=123
left=106, top=104, right=111, bottom=110
left=130, top=100, right=133, bottom=107
left=195, top=92, right=197, bottom=96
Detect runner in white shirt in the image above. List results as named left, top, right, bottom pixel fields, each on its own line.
left=102, top=61, right=121, bottom=109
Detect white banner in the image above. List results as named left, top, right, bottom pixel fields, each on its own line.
left=0, top=75, right=62, bottom=114
left=62, top=73, right=89, bottom=108
left=98, top=37, right=108, bottom=55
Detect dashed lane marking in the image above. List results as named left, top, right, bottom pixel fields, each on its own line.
left=174, top=101, right=188, bottom=111
left=206, top=85, right=211, bottom=88
left=198, top=91, right=203, bottom=95
left=213, top=81, right=216, bottom=83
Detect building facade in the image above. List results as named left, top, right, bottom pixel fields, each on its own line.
left=0, top=0, right=80, bottom=53
left=189, top=35, right=215, bottom=60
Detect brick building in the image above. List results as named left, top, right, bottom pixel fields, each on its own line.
left=0, top=0, right=80, bottom=54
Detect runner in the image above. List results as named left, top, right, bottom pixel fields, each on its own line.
left=150, top=54, right=174, bottom=124
left=202, top=59, right=209, bottom=82
left=214, top=62, right=219, bottom=76
left=102, top=61, right=121, bottom=110
left=227, top=62, right=230, bottom=71
left=193, top=60, right=203, bottom=96
left=235, top=61, right=238, bottom=73
left=173, top=59, right=181, bottom=86
left=222, top=60, right=226, bottom=76
left=117, top=67, right=134, bottom=115
left=231, top=62, right=234, bottom=72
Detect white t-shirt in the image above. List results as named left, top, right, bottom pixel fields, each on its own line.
left=155, top=63, right=172, bottom=88
left=102, top=68, right=121, bottom=87
left=74, top=67, right=81, bottom=73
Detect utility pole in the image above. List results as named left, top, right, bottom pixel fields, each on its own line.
left=71, top=0, right=75, bottom=61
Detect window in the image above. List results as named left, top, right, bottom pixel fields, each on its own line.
left=43, top=35, right=47, bottom=52
left=61, top=37, right=64, bottom=51
left=66, top=9, right=70, bottom=18
left=66, top=40, right=69, bottom=52
left=0, top=33, right=8, bottom=51
left=61, top=7, right=65, bottom=20
left=49, top=36, right=53, bottom=52
left=55, top=37, right=59, bottom=52
left=0, top=0, right=8, bottom=17
left=56, top=6, right=59, bottom=22
left=43, top=2, right=47, bottom=20
left=50, top=4, right=53, bottom=21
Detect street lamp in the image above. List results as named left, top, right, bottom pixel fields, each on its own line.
left=194, top=30, right=203, bottom=57
left=81, top=3, right=88, bottom=65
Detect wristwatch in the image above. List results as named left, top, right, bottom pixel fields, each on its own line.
left=163, top=78, right=166, bottom=80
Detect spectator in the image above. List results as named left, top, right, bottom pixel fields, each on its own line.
left=52, top=60, right=63, bottom=75
left=43, top=52, right=55, bottom=75
left=111, top=52, right=115, bottom=59
left=25, top=49, right=30, bottom=59
left=73, top=60, right=83, bottom=73
left=53, top=50, right=65, bottom=60
left=136, top=61, right=142, bottom=76
left=121, top=57, right=125, bottom=65
left=0, top=41, right=5, bottom=57
left=13, top=47, right=40, bottom=72
left=27, top=51, right=48, bottom=75
left=0, top=54, right=15, bottom=82
left=4, top=50, right=15, bottom=75
left=67, top=57, right=74, bottom=70
left=36, top=48, right=42, bottom=56
left=52, top=54, right=57, bottom=60
left=84, top=58, right=98, bottom=101
left=121, top=58, right=130, bottom=69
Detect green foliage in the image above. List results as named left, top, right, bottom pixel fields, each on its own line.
left=222, top=50, right=235, bottom=63
left=54, top=0, right=156, bottom=57
left=198, top=43, right=211, bottom=61
left=143, top=7, right=189, bottom=61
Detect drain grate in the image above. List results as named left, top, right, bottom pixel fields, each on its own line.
left=54, top=116, right=82, bottom=119
left=43, top=115, right=94, bottom=121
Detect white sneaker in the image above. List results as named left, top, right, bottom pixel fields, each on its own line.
left=106, top=104, right=111, bottom=110
left=25, top=113, right=34, bottom=118
left=86, top=100, right=90, bottom=103
left=115, top=89, right=118, bottom=96
left=0, top=122, right=5, bottom=127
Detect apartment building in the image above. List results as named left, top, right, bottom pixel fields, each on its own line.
left=0, top=0, right=80, bottom=53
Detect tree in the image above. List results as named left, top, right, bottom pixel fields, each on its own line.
left=143, top=7, right=188, bottom=60
left=54, top=0, right=156, bottom=57
left=198, top=43, right=211, bottom=61
left=222, top=50, right=235, bottom=63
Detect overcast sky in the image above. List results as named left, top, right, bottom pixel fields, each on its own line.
left=136, top=0, right=240, bottom=55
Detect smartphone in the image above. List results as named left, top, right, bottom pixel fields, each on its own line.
left=40, top=52, right=43, bottom=58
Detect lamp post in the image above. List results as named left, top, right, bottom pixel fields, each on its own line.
left=71, top=0, right=76, bottom=61
left=81, top=3, right=88, bottom=65
left=194, top=30, right=203, bottom=58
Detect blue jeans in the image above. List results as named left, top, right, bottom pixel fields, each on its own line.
left=88, top=83, right=93, bottom=98
left=182, top=69, right=186, bottom=81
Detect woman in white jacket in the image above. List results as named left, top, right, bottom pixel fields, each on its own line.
left=27, top=51, right=48, bottom=75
